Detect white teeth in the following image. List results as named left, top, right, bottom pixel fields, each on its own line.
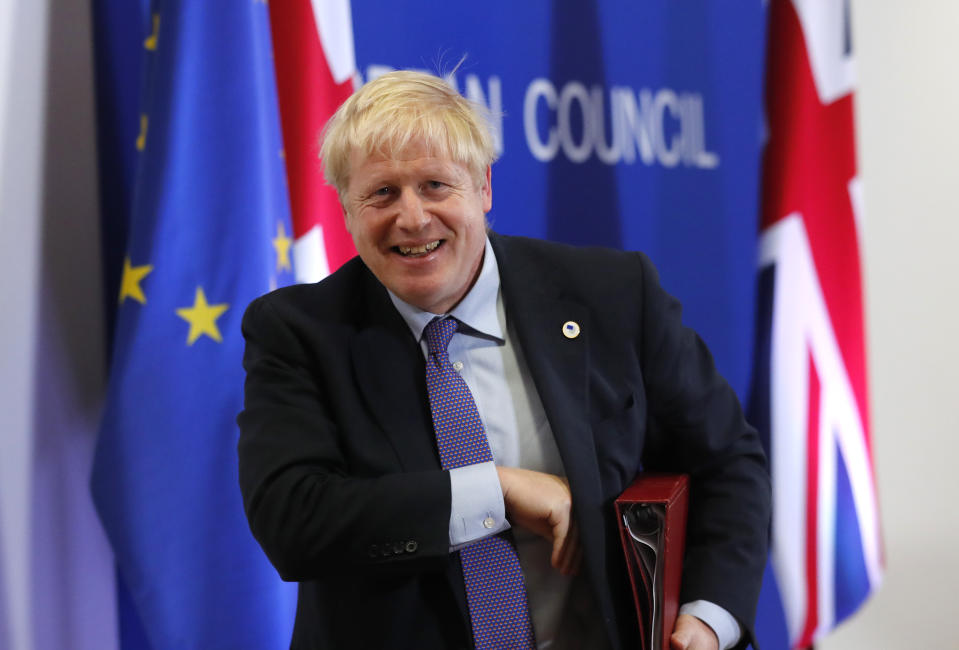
left=398, top=240, right=440, bottom=256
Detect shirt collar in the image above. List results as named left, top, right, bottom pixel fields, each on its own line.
left=388, top=237, right=504, bottom=344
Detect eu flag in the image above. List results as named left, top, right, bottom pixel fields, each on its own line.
left=91, top=1, right=297, bottom=647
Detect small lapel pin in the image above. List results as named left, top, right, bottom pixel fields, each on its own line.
left=562, top=320, right=581, bottom=339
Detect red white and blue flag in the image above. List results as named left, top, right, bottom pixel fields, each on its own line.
left=752, top=0, right=883, bottom=646
left=268, top=0, right=358, bottom=282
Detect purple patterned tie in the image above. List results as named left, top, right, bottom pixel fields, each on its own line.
left=424, top=317, right=536, bottom=649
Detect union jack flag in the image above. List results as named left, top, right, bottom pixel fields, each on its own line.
left=750, top=1, right=883, bottom=646
left=268, top=0, right=358, bottom=282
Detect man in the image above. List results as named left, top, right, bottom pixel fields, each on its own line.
left=238, top=70, right=770, bottom=650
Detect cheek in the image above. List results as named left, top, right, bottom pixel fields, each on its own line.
left=346, top=211, right=383, bottom=248
left=464, top=212, right=487, bottom=239
left=344, top=216, right=362, bottom=243
left=342, top=203, right=360, bottom=234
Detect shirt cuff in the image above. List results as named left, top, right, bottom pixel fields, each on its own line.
left=448, top=461, right=509, bottom=549
left=679, top=600, right=742, bottom=650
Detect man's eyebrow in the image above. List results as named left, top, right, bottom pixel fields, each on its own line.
left=421, top=163, right=467, bottom=180
left=355, top=174, right=394, bottom=190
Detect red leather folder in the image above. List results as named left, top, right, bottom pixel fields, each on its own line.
left=614, top=474, right=689, bottom=650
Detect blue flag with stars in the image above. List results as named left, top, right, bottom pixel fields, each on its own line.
left=91, top=1, right=297, bottom=648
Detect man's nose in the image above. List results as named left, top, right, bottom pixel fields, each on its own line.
left=394, top=188, right=429, bottom=230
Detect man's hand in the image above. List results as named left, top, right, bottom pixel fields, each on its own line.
left=670, top=614, right=719, bottom=650
left=495, top=466, right=581, bottom=575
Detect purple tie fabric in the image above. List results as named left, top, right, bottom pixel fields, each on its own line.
left=423, top=317, right=536, bottom=649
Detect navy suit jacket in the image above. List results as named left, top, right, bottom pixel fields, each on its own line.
left=238, top=233, right=770, bottom=649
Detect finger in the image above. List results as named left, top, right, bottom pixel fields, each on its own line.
left=550, top=528, right=566, bottom=569
left=557, top=519, right=580, bottom=575
left=549, top=505, right=572, bottom=569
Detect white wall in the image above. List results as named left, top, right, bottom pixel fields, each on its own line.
left=0, top=0, right=117, bottom=648
left=0, top=1, right=50, bottom=647
left=820, top=2, right=959, bottom=648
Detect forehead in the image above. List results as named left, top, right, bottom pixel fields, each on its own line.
left=348, top=139, right=468, bottom=184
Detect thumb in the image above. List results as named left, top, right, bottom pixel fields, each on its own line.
left=670, top=628, right=691, bottom=650
left=670, top=614, right=698, bottom=650
left=670, top=614, right=719, bottom=650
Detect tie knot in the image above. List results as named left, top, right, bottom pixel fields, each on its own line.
left=424, top=317, right=459, bottom=356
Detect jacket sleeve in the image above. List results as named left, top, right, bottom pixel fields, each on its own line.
left=237, top=295, right=452, bottom=581
left=633, top=252, right=771, bottom=648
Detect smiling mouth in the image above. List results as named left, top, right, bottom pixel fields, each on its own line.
left=395, top=240, right=442, bottom=257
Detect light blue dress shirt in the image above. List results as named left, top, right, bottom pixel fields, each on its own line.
left=388, top=238, right=741, bottom=650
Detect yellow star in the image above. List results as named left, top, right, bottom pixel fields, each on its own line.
left=272, top=221, right=293, bottom=272
left=144, top=13, right=160, bottom=51
left=136, top=114, right=148, bottom=151
left=118, top=256, right=153, bottom=304
left=175, top=287, right=229, bottom=345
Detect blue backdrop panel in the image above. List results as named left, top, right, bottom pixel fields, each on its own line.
left=352, top=0, right=766, bottom=400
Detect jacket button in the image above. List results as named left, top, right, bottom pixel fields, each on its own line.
left=405, top=540, right=418, bottom=554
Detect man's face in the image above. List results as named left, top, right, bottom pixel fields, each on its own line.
left=342, top=139, right=491, bottom=314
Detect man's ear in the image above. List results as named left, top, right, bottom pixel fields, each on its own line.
left=481, top=165, right=492, bottom=213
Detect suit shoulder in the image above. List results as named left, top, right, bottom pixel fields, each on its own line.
left=492, top=233, right=657, bottom=295
left=496, top=232, right=649, bottom=264
left=243, top=255, right=377, bottom=327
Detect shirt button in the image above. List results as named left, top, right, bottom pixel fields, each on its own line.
left=452, top=361, right=464, bottom=371
left=483, top=516, right=495, bottom=529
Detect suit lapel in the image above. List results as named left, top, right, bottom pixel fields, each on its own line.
left=349, top=273, right=441, bottom=473
left=491, top=235, right=619, bottom=642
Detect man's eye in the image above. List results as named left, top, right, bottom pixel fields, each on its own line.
left=426, top=180, right=446, bottom=190
left=372, top=187, right=392, bottom=197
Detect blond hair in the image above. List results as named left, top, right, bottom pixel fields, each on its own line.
left=320, top=70, right=497, bottom=195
